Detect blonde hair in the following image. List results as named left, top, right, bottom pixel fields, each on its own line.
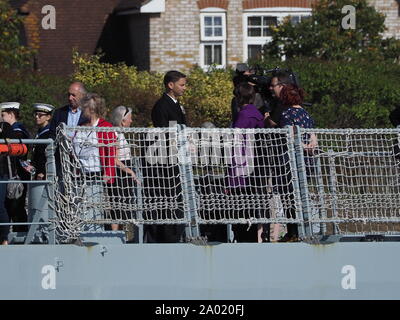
left=80, top=93, right=107, bottom=118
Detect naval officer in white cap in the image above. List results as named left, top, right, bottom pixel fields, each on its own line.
left=1, top=101, right=31, bottom=233
left=0, top=102, right=20, bottom=245
left=31, top=103, right=54, bottom=180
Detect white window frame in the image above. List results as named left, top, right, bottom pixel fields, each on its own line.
left=200, top=11, right=226, bottom=41
left=243, top=8, right=312, bottom=62
left=200, top=41, right=226, bottom=69
left=200, top=8, right=227, bottom=69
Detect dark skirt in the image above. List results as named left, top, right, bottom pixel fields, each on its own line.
left=107, top=160, right=137, bottom=220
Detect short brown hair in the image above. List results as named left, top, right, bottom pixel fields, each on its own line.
left=163, top=70, right=186, bottom=89
left=2, top=109, right=20, bottom=120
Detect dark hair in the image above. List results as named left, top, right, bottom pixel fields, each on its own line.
left=273, top=70, right=293, bottom=85
left=2, top=109, right=20, bottom=120
left=235, top=82, right=256, bottom=106
left=163, top=70, right=186, bottom=89
left=279, top=84, right=305, bottom=107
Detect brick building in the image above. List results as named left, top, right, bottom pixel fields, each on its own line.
left=11, top=0, right=120, bottom=75
left=11, top=0, right=400, bottom=75
left=116, top=0, right=316, bottom=71
left=368, top=0, right=400, bottom=39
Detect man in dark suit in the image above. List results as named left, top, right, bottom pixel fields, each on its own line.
left=151, top=70, right=187, bottom=127
left=145, top=71, right=187, bottom=243
left=49, top=82, right=89, bottom=138
left=49, top=82, right=89, bottom=192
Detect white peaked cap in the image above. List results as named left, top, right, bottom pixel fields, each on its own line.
left=33, top=103, right=54, bottom=113
left=0, top=102, right=20, bottom=110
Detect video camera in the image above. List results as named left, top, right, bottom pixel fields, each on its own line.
left=234, top=63, right=311, bottom=112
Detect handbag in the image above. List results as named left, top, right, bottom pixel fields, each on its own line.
left=6, top=156, right=24, bottom=199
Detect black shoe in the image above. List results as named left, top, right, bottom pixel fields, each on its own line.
left=278, top=234, right=299, bottom=242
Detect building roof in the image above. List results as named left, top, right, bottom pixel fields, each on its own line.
left=114, top=0, right=146, bottom=13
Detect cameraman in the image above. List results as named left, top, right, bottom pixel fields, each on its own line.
left=231, top=64, right=266, bottom=125
left=264, top=70, right=294, bottom=128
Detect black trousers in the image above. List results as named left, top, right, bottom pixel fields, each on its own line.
left=142, top=166, right=185, bottom=243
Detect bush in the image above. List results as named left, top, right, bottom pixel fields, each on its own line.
left=253, top=57, right=400, bottom=128
left=72, top=51, right=233, bottom=128
left=1, top=51, right=398, bottom=133
left=0, top=68, right=69, bottom=134
left=0, top=0, right=34, bottom=70
left=263, top=0, right=400, bottom=62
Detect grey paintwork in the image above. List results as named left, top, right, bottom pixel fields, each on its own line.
left=0, top=242, right=398, bottom=300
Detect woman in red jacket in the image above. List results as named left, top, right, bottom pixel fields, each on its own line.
left=72, top=93, right=116, bottom=231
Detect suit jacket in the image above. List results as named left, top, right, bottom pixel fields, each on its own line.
left=151, top=93, right=186, bottom=127
left=390, top=106, right=400, bottom=127
left=49, top=104, right=88, bottom=139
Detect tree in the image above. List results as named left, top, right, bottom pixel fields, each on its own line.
left=0, top=0, right=34, bottom=69
left=263, top=0, right=400, bottom=62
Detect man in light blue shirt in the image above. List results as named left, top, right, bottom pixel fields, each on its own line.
left=67, top=104, right=82, bottom=128
left=49, top=82, right=89, bottom=139
left=49, top=82, right=89, bottom=189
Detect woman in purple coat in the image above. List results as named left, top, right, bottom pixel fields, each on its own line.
left=229, top=83, right=266, bottom=242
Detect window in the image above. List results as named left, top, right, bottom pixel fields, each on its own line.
left=243, top=9, right=311, bottom=62
left=200, top=10, right=226, bottom=69
left=200, top=12, right=226, bottom=41
left=247, top=16, right=277, bottom=37
left=248, top=44, right=263, bottom=61
left=201, top=42, right=225, bottom=67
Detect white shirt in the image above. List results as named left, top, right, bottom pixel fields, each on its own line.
left=117, top=133, right=131, bottom=161
left=166, top=94, right=177, bottom=104
left=72, top=120, right=101, bottom=173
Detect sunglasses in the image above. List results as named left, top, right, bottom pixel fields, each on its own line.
left=34, top=112, right=49, bottom=118
left=123, top=106, right=130, bottom=118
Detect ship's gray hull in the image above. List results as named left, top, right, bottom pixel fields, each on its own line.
left=1, top=242, right=399, bottom=300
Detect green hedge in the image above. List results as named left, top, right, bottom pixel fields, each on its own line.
left=72, top=52, right=233, bottom=128
left=254, top=58, right=400, bottom=128
left=0, top=68, right=69, bottom=134
left=0, top=54, right=399, bottom=135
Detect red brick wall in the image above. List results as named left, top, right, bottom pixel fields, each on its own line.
left=243, top=0, right=316, bottom=9
left=197, top=0, right=229, bottom=10
left=22, top=0, right=120, bottom=76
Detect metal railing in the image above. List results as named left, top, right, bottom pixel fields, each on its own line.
left=300, top=128, right=400, bottom=236
left=53, top=125, right=400, bottom=243
left=0, top=139, right=57, bottom=244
